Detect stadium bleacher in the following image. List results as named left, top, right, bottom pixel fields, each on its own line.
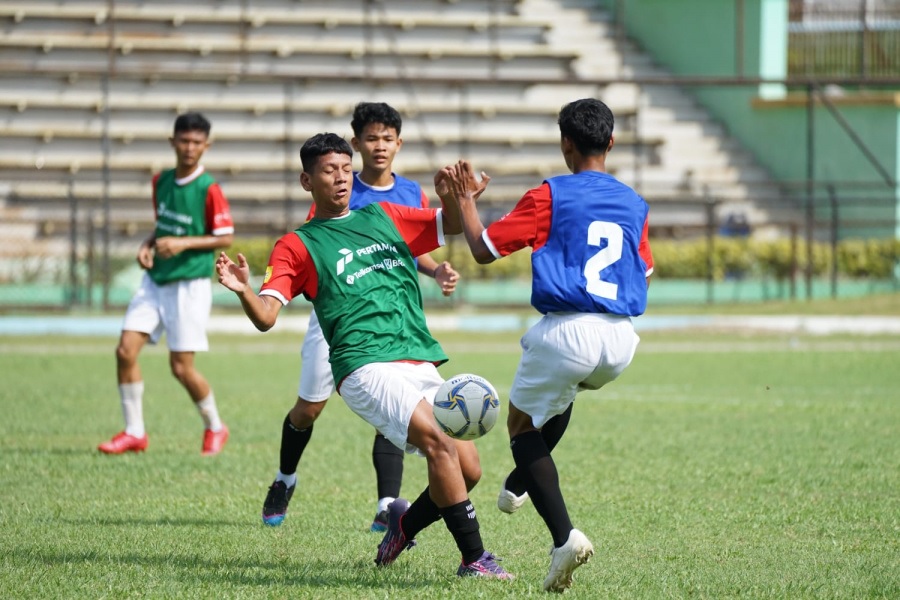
left=0, top=0, right=779, bottom=256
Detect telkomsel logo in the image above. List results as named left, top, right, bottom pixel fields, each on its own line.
left=336, top=248, right=353, bottom=275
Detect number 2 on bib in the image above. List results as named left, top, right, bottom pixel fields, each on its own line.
left=583, top=221, right=623, bottom=300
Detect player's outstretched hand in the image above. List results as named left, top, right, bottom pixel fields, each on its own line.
left=434, top=165, right=455, bottom=199
left=473, top=169, right=491, bottom=201
left=216, top=251, right=250, bottom=293
left=448, top=160, right=488, bottom=203
left=434, top=261, right=460, bottom=297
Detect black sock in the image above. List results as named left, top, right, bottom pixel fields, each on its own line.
left=372, top=433, right=404, bottom=499
left=440, top=499, right=484, bottom=565
left=400, top=487, right=441, bottom=540
left=510, top=430, right=573, bottom=547
left=279, top=414, right=313, bottom=477
left=505, top=403, right=573, bottom=496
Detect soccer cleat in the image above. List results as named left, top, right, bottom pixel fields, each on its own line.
left=201, top=425, right=229, bottom=456
left=457, top=551, right=515, bottom=580
left=543, top=528, right=594, bottom=593
left=98, top=431, right=149, bottom=454
left=262, top=480, right=295, bottom=527
left=374, top=498, right=416, bottom=566
left=497, top=475, right=529, bottom=514
left=370, top=509, right=389, bottom=533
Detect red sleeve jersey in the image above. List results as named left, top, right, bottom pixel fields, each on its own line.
left=259, top=203, right=443, bottom=304
left=205, top=183, right=234, bottom=235
left=483, top=183, right=654, bottom=277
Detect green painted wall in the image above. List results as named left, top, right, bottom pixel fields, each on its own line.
left=600, top=0, right=899, bottom=238
left=897, top=113, right=900, bottom=238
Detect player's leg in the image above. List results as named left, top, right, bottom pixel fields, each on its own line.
left=508, top=403, right=593, bottom=592
left=99, top=273, right=160, bottom=454
left=264, top=311, right=334, bottom=526
left=499, top=402, right=573, bottom=507
left=507, top=403, right=574, bottom=547
left=370, top=430, right=404, bottom=531
left=261, top=395, right=328, bottom=526
left=343, top=363, right=510, bottom=578
left=392, top=403, right=511, bottom=578
left=165, top=277, right=228, bottom=456
left=168, top=350, right=227, bottom=455
left=507, top=313, right=637, bottom=591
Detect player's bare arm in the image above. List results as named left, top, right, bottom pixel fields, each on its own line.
left=216, top=251, right=282, bottom=331
left=445, top=161, right=495, bottom=264
left=434, top=167, right=463, bottom=236
left=156, top=233, right=234, bottom=259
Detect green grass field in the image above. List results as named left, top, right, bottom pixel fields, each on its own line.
left=1, top=327, right=898, bottom=599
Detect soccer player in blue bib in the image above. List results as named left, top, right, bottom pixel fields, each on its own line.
left=442, top=98, right=654, bottom=592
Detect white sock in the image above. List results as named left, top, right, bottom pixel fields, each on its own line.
left=377, top=496, right=395, bottom=514
left=195, top=392, right=223, bottom=432
left=119, top=381, right=145, bottom=438
left=276, top=471, right=297, bottom=488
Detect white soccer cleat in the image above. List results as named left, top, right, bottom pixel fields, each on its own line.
left=543, top=528, right=594, bottom=593
left=497, top=475, right=529, bottom=514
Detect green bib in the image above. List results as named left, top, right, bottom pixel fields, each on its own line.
left=149, top=168, right=217, bottom=284
left=296, top=203, right=447, bottom=384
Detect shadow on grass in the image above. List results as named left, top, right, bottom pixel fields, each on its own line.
left=10, top=546, right=438, bottom=590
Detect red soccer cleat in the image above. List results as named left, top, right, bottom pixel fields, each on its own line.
left=201, top=425, right=229, bottom=456
left=98, top=431, right=149, bottom=454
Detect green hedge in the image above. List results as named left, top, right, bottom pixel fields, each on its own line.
left=230, top=236, right=900, bottom=282
left=653, top=237, right=900, bottom=280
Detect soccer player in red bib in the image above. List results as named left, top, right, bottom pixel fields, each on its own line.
left=217, top=133, right=512, bottom=580
left=442, top=98, right=654, bottom=592
left=98, top=112, right=234, bottom=456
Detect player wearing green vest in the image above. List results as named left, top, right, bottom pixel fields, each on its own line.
left=216, top=133, right=512, bottom=580
left=261, top=103, right=461, bottom=533
left=98, top=112, right=234, bottom=457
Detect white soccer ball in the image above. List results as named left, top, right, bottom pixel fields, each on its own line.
left=432, top=374, right=501, bottom=441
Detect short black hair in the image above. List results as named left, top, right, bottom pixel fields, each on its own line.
left=350, top=102, right=402, bottom=137
left=300, top=133, right=353, bottom=173
left=173, top=112, right=211, bottom=136
left=557, top=98, right=614, bottom=156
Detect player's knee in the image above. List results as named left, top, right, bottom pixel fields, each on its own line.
left=168, top=359, right=193, bottom=384
left=115, top=343, right=137, bottom=367
left=419, top=429, right=458, bottom=464
left=290, top=398, right=325, bottom=428
left=456, top=441, right=482, bottom=489
left=462, top=463, right=482, bottom=490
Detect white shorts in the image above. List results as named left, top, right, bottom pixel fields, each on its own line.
left=297, top=311, right=335, bottom=402
left=121, top=273, right=211, bottom=352
left=510, top=312, right=639, bottom=428
left=338, top=361, right=444, bottom=454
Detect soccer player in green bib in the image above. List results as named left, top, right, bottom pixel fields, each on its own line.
left=216, top=133, right=512, bottom=580
left=98, top=112, right=234, bottom=457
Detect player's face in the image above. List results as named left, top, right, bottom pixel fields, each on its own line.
left=301, top=152, right=353, bottom=217
left=352, top=123, right=401, bottom=173
left=170, top=130, right=210, bottom=171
